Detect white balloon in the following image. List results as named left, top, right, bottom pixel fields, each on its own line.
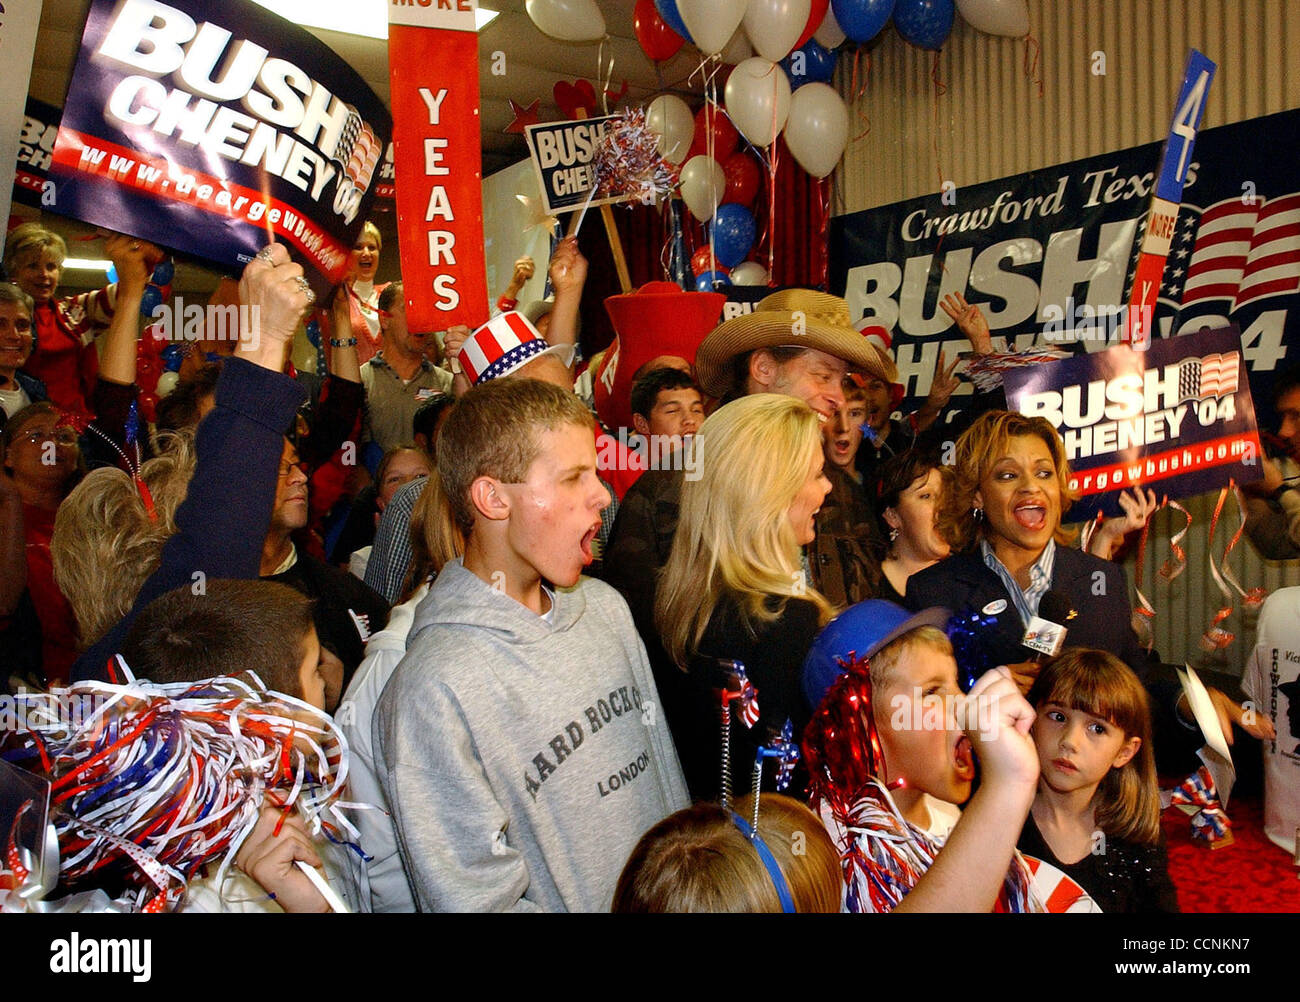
left=718, top=24, right=754, bottom=64
left=156, top=370, right=180, bottom=398
left=679, top=155, right=726, bottom=221
left=955, top=0, right=1029, bottom=37
left=730, top=261, right=770, bottom=285
left=724, top=57, right=792, bottom=147
left=743, top=0, right=810, bottom=61
left=812, top=5, right=845, bottom=47
left=646, top=94, right=696, bottom=164
left=524, top=0, right=607, bottom=42
left=782, top=82, right=848, bottom=178
left=678, top=0, right=749, bottom=57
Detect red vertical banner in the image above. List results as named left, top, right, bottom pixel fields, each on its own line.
left=388, top=1, right=487, bottom=332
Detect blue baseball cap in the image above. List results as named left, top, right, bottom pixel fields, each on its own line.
left=802, top=600, right=952, bottom=711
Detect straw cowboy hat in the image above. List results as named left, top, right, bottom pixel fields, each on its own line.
left=694, top=289, right=898, bottom=399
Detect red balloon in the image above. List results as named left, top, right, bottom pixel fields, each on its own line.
left=721, top=152, right=761, bottom=206
left=686, top=103, right=739, bottom=163
left=795, top=0, right=831, bottom=51
left=691, top=246, right=720, bottom=276
left=634, top=0, right=684, bottom=62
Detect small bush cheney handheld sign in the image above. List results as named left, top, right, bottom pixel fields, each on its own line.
left=1004, top=325, right=1263, bottom=521
left=49, top=0, right=391, bottom=289
left=524, top=115, right=621, bottom=216
left=13, top=98, right=61, bottom=210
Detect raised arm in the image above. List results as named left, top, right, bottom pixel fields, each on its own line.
left=72, top=244, right=312, bottom=681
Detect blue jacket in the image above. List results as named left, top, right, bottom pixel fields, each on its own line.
left=905, top=544, right=1150, bottom=683
left=73, top=357, right=306, bottom=682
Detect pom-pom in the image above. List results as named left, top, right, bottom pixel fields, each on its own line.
left=0, top=670, right=356, bottom=912
left=592, top=107, right=679, bottom=207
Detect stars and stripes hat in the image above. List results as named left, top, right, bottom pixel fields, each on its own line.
left=459, top=311, right=576, bottom=386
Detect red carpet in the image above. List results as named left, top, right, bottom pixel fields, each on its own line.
left=1163, top=792, right=1300, bottom=912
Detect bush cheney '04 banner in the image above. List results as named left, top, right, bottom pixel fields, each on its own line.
left=387, top=0, right=487, bottom=332
left=829, top=108, right=1300, bottom=432
left=48, top=0, right=391, bottom=288
left=1003, top=325, right=1263, bottom=521
left=524, top=115, right=621, bottom=216
left=13, top=98, right=61, bottom=210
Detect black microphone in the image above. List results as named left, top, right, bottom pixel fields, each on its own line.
left=1022, top=589, right=1076, bottom=661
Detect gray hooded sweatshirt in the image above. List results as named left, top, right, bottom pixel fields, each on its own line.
left=373, top=558, right=689, bottom=912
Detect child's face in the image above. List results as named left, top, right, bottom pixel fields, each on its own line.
left=501, top=422, right=609, bottom=588
left=826, top=395, right=867, bottom=470
left=1033, top=702, right=1139, bottom=795
left=873, top=645, right=975, bottom=806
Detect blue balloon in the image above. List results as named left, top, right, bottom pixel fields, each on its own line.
left=160, top=343, right=184, bottom=372
left=654, top=0, right=692, bottom=45
left=709, top=204, right=756, bottom=269
left=151, top=259, right=174, bottom=286
left=831, top=0, right=895, bottom=43
left=139, top=284, right=163, bottom=318
left=695, top=270, right=732, bottom=292
left=782, top=39, right=838, bottom=88
left=893, top=0, right=954, bottom=50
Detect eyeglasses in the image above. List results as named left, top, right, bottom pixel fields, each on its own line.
left=16, top=428, right=78, bottom=447
left=278, top=461, right=306, bottom=478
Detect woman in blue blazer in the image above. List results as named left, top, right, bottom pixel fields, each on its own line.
left=906, top=410, right=1267, bottom=751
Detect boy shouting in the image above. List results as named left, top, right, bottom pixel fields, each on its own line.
left=374, top=378, right=687, bottom=912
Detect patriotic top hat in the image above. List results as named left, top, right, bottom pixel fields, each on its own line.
left=595, top=282, right=725, bottom=431
left=460, top=311, right=576, bottom=386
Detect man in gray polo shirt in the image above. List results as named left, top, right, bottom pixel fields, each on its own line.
left=360, top=281, right=453, bottom=453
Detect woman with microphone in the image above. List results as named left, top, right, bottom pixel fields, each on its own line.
left=905, top=410, right=1267, bottom=749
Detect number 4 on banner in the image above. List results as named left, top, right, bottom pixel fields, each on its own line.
left=1124, top=50, right=1217, bottom=349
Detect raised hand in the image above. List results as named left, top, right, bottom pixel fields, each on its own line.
left=939, top=291, right=993, bottom=355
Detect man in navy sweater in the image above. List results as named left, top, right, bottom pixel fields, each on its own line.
left=73, top=244, right=316, bottom=683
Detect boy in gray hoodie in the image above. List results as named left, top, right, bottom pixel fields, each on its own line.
left=373, top=377, right=688, bottom=912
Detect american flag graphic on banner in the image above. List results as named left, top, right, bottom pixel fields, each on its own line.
left=1152, top=194, right=1300, bottom=312
left=1176, top=351, right=1240, bottom=402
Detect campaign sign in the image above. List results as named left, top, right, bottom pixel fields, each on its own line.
left=524, top=115, right=621, bottom=216
left=830, top=108, right=1300, bottom=433
left=48, top=0, right=391, bottom=288
left=1004, top=325, right=1263, bottom=521
left=388, top=0, right=487, bottom=331
left=13, top=98, right=61, bottom=210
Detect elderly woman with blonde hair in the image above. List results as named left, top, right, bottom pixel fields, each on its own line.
left=655, top=393, right=833, bottom=802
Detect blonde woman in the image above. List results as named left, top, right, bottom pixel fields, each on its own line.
left=655, top=393, right=833, bottom=801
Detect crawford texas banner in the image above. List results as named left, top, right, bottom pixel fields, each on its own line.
left=48, top=0, right=391, bottom=287
left=1003, top=325, right=1262, bottom=521
left=830, top=107, right=1300, bottom=432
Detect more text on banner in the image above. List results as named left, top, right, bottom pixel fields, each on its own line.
left=388, top=0, right=487, bottom=332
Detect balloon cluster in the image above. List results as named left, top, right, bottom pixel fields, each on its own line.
left=1, top=669, right=356, bottom=912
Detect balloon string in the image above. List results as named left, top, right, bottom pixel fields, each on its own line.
left=706, top=60, right=719, bottom=279
left=1022, top=33, right=1044, bottom=98
left=1132, top=509, right=1156, bottom=651
left=1200, top=486, right=1236, bottom=650
left=930, top=50, right=948, bottom=193
left=1221, top=483, right=1268, bottom=609
left=850, top=49, right=873, bottom=143
left=766, top=142, right=779, bottom=281
left=598, top=36, right=612, bottom=115
left=1159, top=499, right=1191, bottom=582
left=817, top=176, right=831, bottom=290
